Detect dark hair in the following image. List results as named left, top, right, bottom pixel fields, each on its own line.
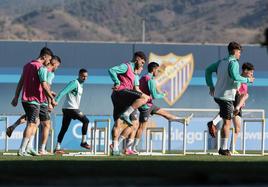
left=133, top=51, right=147, bottom=62
left=148, top=62, right=159, bottom=73
left=242, top=62, right=254, bottom=71
left=39, top=47, right=53, bottom=58
left=228, top=41, right=242, bottom=55
left=51, top=55, right=61, bottom=63
left=79, top=68, right=88, bottom=74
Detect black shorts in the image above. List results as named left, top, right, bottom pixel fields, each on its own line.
left=22, top=102, right=40, bottom=123
left=233, top=94, right=242, bottom=117
left=214, top=98, right=234, bottom=120
left=62, top=109, right=89, bottom=124
left=40, top=105, right=50, bottom=121
left=111, top=89, right=142, bottom=120
left=138, top=104, right=160, bottom=122
left=22, top=103, right=50, bottom=123
left=130, top=109, right=138, bottom=121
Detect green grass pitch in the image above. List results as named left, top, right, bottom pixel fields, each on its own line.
left=1, top=152, right=268, bottom=185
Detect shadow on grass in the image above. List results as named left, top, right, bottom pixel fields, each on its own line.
left=0, top=160, right=268, bottom=185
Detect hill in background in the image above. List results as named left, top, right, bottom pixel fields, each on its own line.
left=0, top=0, right=267, bottom=44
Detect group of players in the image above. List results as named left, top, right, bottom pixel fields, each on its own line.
left=108, top=51, right=193, bottom=155
left=7, top=41, right=254, bottom=156
left=8, top=47, right=91, bottom=156
left=205, top=41, right=255, bottom=156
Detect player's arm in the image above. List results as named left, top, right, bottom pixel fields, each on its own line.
left=38, top=67, right=57, bottom=106
left=11, top=73, right=24, bottom=107
left=46, top=84, right=54, bottom=111
left=47, top=72, right=57, bottom=110
left=55, top=80, right=77, bottom=103
left=205, top=61, right=219, bottom=88
left=48, top=72, right=56, bottom=96
left=205, top=61, right=219, bottom=96
left=108, top=63, right=128, bottom=89
left=229, top=61, right=254, bottom=83
left=148, top=79, right=165, bottom=99
left=134, top=74, right=141, bottom=92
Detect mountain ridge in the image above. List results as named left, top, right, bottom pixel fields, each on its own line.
left=0, top=0, right=267, bottom=44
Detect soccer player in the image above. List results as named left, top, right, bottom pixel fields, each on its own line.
left=38, top=56, right=61, bottom=155
left=7, top=56, right=61, bottom=155
left=6, top=56, right=61, bottom=137
left=206, top=62, right=255, bottom=154
left=205, top=41, right=254, bottom=156
left=54, top=68, right=91, bottom=154
left=108, top=51, right=149, bottom=155
left=11, top=47, right=56, bottom=156
left=129, top=62, right=193, bottom=153
left=123, top=65, right=144, bottom=155
left=233, top=63, right=254, bottom=115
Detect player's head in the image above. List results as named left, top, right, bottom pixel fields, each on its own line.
left=50, top=55, right=61, bottom=72
left=132, top=51, right=146, bottom=69
left=39, top=47, right=53, bottom=65
left=148, top=62, right=160, bottom=76
left=242, top=62, right=254, bottom=78
left=228, top=41, right=242, bottom=60
left=78, top=68, right=88, bottom=83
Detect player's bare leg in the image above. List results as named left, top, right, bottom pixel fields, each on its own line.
left=133, top=121, right=147, bottom=153
left=18, top=122, right=38, bottom=156
left=120, top=94, right=149, bottom=125
left=6, top=114, right=27, bottom=137
left=234, top=94, right=248, bottom=115
left=116, top=125, right=135, bottom=155
left=111, top=119, right=125, bottom=155
left=39, top=120, right=51, bottom=155
left=218, top=119, right=232, bottom=156
left=155, top=109, right=193, bottom=125
left=125, top=120, right=139, bottom=155
left=25, top=119, right=40, bottom=156
left=230, top=116, right=241, bottom=154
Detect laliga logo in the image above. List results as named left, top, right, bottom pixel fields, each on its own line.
left=149, top=53, right=194, bottom=106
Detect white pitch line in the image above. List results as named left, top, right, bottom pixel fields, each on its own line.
left=138, top=152, right=184, bottom=156
left=62, top=153, right=108, bottom=157
left=2, top=152, right=18, bottom=156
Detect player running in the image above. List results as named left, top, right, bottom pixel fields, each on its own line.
left=205, top=41, right=254, bottom=156
left=54, top=68, right=91, bottom=154
left=206, top=62, right=254, bottom=154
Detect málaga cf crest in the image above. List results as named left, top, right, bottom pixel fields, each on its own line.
left=149, top=53, right=194, bottom=106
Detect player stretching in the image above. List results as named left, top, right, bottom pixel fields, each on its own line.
left=11, top=47, right=56, bottom=156
left=108, top=51, right=149, bottom=156
left=128, top=62, right=193, bottom=153
left=205, top=42, right=254, bottom=156
left=54, top=69, right=91, bottom=154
